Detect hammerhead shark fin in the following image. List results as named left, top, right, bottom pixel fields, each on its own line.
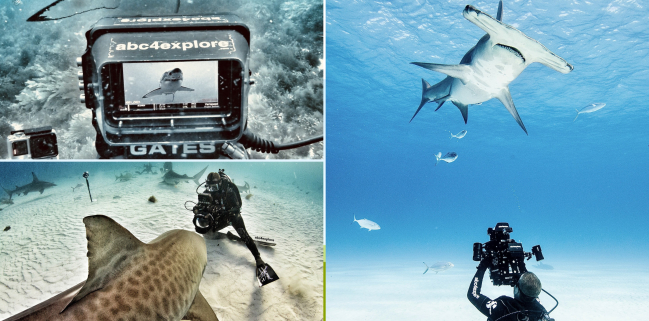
left=496, top=0, right=503, bottom=21
left=143, top=88, right=163, bottom=98
left=410, top=79, right=433, bottom=122
left=463, top=5, right=573, bottom=74
left=32, top=172, right=39, bottom=182
left=434, top=100, right=446, bottom=111
left=177, top=86, right=195, bottom=92
left=452, top=101, right=469, bottom=124
left=192, top=166, right=209, bottom=185
left=496, top=87, right=528, bottom=135
left=411, top=62, right=472, bottom=85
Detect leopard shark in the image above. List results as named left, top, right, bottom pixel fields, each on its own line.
left=410, top=1, right=573, bottom=134
left=4, top=215, right=218, bottom=321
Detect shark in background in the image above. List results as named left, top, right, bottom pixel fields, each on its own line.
left=4, top=215, right=218, bottom=321
left=2, top=172, right=56, bottom=199
left=410, top=0, right=573, bottom=134
left=143, top=68, right=195, bottom=102
left=161, top=165, right=208, bottom=186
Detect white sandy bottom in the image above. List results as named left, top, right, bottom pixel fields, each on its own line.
left=0, top=172, right=323, bottom=321
left=327, top=261, right=649, bottom=321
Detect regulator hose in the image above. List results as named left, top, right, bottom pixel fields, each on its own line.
left=239, top=128, right=323, bottom=154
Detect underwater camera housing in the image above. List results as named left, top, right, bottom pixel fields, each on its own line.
left=78, top=15, right=252, bottom=158
left=6, top=126, right=59, bottom=159
left=473, top=222, right=544, bottom=286
left=192, top=192, right=215, bottom=234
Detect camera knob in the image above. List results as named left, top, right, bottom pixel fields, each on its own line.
left=248, top=79, right=255, bottom=85
left=76, top=57, right=83, bottom=67
left=78, top=81, right=84, bottom=91
left=80, top=94, right=86, bottom=104
left=77, top=70, right=84, bottom=80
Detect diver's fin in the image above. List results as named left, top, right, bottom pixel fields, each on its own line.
left=64, top=216, right=145, bottom=312
left=182, top=290, right=219, bottom=321
left=411, top=62, right=472, bottom=85
left=177, top=86, right=195, bottom=92
left=256, top=263, right=279, bottom=287
left=452, top=101, right=469, bottom=124
left=495, top=87, right=528, bottom=135
left=191, top=166, right=209, bottom=185
left=410, top=79, right=433, bottom=122
left=573, top=109, right=580, bottom=122
left=143, top=88, right=163, bottom=98
left=463, top=5, right=573, bottom=74
left=496, top=0, right=503, bottom=21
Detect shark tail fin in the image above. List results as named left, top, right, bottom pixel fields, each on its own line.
left=410, top=79, right=433, bottom=122
left=192, top=166, right=209, bottom=185
left=573, top=109, right=580, bottom=122
left=423, top=262, right=429, bottom=274
left=1, top=186, right=12, bottom=199
left=435, top=152, right=441, bottom=166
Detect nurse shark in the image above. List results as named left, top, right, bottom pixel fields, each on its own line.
left=410, top=1, right=573, bottom=134
left=4, top=215, right=218, bottom=321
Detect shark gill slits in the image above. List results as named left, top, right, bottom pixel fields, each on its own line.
left=496, top=44, right=525, bottom=62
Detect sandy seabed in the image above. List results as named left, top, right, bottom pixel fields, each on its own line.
left=0, top=169, right=323, bottom=321
left=327, top=261, right=649, bottom=321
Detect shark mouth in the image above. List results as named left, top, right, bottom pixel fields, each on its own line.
left=496, top=44, right=525, bottom=63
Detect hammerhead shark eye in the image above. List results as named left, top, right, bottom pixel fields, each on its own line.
left=496, top=44, right=525, bottom=63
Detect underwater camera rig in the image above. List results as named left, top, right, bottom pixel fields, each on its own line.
left=473, top=222, right=544, bottom=286
left=187, top=169, right=232, bottom=233
left=75, top=14, right=322, bottom=159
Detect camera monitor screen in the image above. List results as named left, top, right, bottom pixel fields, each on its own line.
left=123, top=61, right=218, bottom=110
left=102, top=60, right=243, bottom=129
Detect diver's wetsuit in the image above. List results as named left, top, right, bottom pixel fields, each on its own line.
left=468, top=264, right=547, bottom=321
left=204, top=178, right=262, bottom=263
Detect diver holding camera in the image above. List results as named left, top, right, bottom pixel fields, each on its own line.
left=191, top=169, right=278, bottom=286
left=469, top=223, right=557, bottom=321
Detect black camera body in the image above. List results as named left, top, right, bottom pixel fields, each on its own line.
left=78, top=15, right=252, bottom=158
left=473, top=223, right=544, bottom=286
left=192, top=192, right=216, bottom=234
left=6, top=126, right=59, bottom=159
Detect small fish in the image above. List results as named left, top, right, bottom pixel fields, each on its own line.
left=71, top=184, right=83, bottom=192
left=352, top=215, right=380, bottom=231
left=435, top=152, right=458, bottom=166
left=450, top=130, right=467, bottom=139
left=246, top=194, right=253, bottom=200
left=574, top=103, right=606, bottom=122
left=3, top=226, right=10, bottom=231
left=423, top=261, right=454, bottom=274
left=113, top=196, right=121, bottom=199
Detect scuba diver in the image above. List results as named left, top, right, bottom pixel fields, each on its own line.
left=192, top=169, right=278, bottom=286
left=468, top=257, right=554, bottom=321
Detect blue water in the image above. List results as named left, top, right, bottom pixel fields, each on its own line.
left=326, top=0, right=649, bottom=318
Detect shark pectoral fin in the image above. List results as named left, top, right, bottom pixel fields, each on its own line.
left=496, top=88, right=528, bottom=135
left=143, top=88, right=163, bottom=98
left=496, top=0, right=503, bottom=21
left=182, top=290, right=219, bottom=321
left=411, top=62, right=472, bottom=85
left=178, top=86, right=195, bottom=92
left=63, top=215, right=146, bottom=312
left=452, top=101, right=469, bottom=124
left=40, top=189, right=44, bottom=194
left=463, top=5, right=573, bottom=74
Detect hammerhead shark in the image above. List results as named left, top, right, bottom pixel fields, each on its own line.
left=143, top=68, right=195, bottom=102
left=4, top=215, right=218, bottom=321
left=410, top=1, right=573, bottom=134
left=2, top=172, right=56, bottom=199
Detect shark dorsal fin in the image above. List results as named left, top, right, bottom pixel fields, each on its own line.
left=496, top=0, right=503, bottom=21
left=63, top=215, right=145, bottom=312
left=31, top=172, right=39, bottom=182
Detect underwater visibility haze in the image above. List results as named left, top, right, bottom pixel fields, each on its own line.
left=326, top=0, right=649, bottom=320
left=0, top=0, right=323, bottom=159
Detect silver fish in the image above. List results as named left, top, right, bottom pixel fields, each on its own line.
left=574, top=103, right=606, bottom=122
left=353, top=215, right=380, bottom=231
left=423, top=261, right=454, bottom=274
left=435, top=152, right=458, bottom=166
left=450, top=130, right=467, bottom=139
